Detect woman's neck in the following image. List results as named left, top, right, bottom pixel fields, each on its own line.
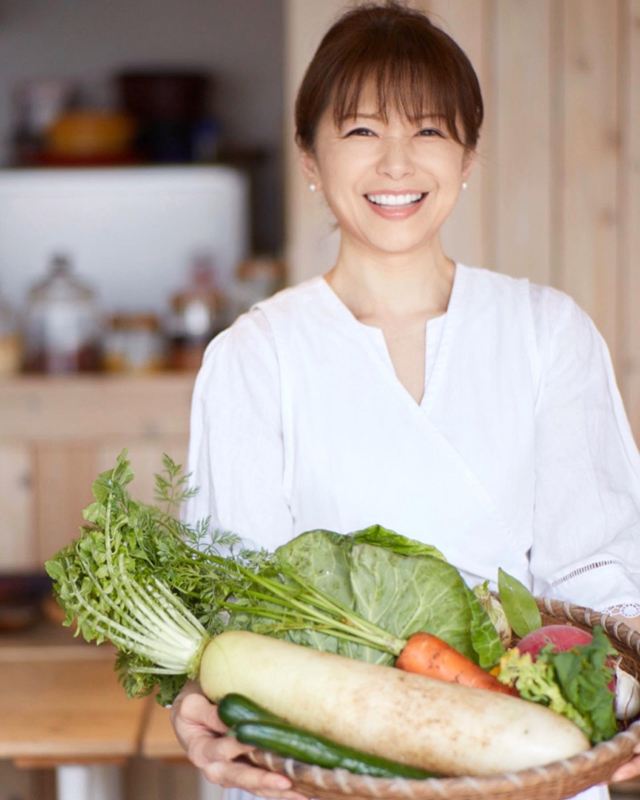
left=324, top=239, right=456, bottom=322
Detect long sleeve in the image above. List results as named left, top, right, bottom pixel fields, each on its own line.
left=184, top=307, right=294, bottom=552
left=529, top=283, right=640, bottom=615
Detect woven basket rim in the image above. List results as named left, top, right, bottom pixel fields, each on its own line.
left=247, top=598, right=640, bottom=800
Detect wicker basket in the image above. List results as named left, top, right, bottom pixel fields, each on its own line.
left=247, top=598, right=640, bottom=800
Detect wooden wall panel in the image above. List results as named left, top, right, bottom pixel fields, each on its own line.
left=558, top=0, right=620, bottom=364
left=494, top=0, right=552, bottom=284
left=284, top=0, right=345, bottom=285
left=423, top=0, right=486, bottom=270
left=620, top=0, right=640, bottom=428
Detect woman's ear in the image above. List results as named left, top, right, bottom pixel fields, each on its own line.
left=461, top=149, right=477, bottom=184
left=299, top=148, right=322, bottom=192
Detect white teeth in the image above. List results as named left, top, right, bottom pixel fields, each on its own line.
left=366, top=192, right=424, bottom=206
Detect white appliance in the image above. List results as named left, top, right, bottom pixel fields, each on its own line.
left=0, top=166, right=250, bottom=313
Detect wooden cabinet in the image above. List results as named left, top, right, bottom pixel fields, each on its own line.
left=0, top=374, right=194, bottom=570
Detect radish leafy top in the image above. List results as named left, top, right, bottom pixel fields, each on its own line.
left=46, top=450, right=504, bottom=705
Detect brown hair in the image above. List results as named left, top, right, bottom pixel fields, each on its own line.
left=295, top=0, right=483, bottom=155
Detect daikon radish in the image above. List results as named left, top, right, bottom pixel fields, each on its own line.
left=200, top=630, right=590, bottom=776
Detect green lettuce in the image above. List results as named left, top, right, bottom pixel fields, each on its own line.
left=275, top=525, right=504, bottom=667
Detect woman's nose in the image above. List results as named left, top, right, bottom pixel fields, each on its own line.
left=376, top=139, right=415, bottom=180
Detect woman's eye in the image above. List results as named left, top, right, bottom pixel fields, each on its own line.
left=345, top=127, right=443, bottom=138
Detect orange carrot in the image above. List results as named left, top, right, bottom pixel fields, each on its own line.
left=395, top=632, right=518, bottom=696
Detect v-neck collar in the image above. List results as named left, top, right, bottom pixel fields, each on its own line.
left=315, top=262, right=468, bottom=414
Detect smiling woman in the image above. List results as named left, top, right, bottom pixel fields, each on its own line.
left=169, top=3, right=640, bottom=800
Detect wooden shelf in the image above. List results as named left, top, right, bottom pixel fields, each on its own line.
left=0, top=372, right=196, bottom=442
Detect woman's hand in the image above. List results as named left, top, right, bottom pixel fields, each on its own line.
left=609, top=614, right=640, bottom=785
left=611, top=742, right=640, bottom=783
left=170, top=680, right=309, bottom=799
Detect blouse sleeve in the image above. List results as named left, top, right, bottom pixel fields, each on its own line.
left=529, top=284, right=640, bottom=616
left=183, top=307, right=294, bottom=552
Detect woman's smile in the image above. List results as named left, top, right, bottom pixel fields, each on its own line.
left=364, top=191, right=428, bottom=220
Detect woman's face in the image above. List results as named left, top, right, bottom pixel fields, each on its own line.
left=300, top=83, right=476, bottom=257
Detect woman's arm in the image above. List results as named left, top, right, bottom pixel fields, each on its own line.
left=530, top=285, right=640, bottom=614
left=172, top=311, right=300, bottom=797
left=527, top=286, right=640, bottom=783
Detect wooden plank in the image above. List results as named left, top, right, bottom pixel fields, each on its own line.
left=0, top=444, right=34, bottom=569
left=425, top=0, right=486, bottom=270
left=34, top=444, right=97, bottom=563
left=284, top=0, right=346, bottom=284
left=0, top=374, right=195, bottom=443
left=494, top=0, right=552, bottom=283
left=619, top=0, right=640, bottom=442
left=0, top=659, right=147, bottom=759
left=558, top=0, right=619, bottom=360
left=96, top=439, right=189, bottom=507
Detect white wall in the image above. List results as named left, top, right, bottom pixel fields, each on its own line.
left=0, top=0, right=284, bottom=253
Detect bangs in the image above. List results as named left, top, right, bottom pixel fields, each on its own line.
left=294, top=1, right=483, bottom=154
left=329, top=27, right=466, bottom=145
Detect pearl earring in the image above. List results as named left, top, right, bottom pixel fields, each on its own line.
left=309, top=183, right=317, bottom=192
left=462, top=182, right=468, bottom=191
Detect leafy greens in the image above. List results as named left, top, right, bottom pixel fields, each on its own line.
left=46, top=451, right=505, bottom=705
left=498, top=626, right=618, bottom=744
left=274, top=526, right=504, bottom=668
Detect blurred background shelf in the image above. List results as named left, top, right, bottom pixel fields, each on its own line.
left=0, top=373, right=193, bottom=572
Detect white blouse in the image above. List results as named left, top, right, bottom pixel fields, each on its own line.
left=186, top=262, right=640, bottom=800
left=186, top=262, right=640, bottom=616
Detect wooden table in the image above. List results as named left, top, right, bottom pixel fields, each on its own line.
left=0, top=638, right=148, bottom=800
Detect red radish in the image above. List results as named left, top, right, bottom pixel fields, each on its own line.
left=518, top=625, right=620, bottom=694
left=517, top=624, right=593, bottom=660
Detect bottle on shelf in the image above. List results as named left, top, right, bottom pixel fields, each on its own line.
left=0, top=287, right=21, bottom=377
left=165, top=253, right=226, bottom=370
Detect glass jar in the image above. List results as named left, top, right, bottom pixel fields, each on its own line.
left=104, top=313, right=165, bottom=372
left=22, top=254, right=102, bottom=374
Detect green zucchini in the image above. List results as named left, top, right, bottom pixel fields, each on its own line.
left=218, top=693, right=278, bottom=727
left=234, top=719, right=434, bottom=779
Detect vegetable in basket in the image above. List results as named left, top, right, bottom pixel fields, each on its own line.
left=45, top=450, right=507, bottom=705
left=44, top=451, right=592, bottom=777
left=219, top=695, right=434, bottom=779
left=499, top=624, right=640, bottom=738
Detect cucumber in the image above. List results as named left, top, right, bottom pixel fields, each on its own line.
left=234, top=719, right=434, bottom=779
left=218, top=693, right=277, bottom=727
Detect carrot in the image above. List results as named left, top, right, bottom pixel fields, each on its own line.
left=395, top=632, right=519, bottom=696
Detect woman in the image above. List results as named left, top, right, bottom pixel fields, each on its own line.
left=171, top=2, right=640, bottom=798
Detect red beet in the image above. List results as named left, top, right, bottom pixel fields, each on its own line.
left=517, top=624, right=593, bottom=660
left=518, top=625, right=616, bottom=691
